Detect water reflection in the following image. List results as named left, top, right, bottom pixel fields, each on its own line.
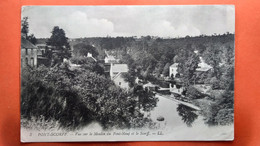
left=176, top=104, right=198, bottom=127
left=156, top=81, right=199, bottom=127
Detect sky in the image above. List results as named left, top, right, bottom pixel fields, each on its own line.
left=22, top=5, right=235, bottom=38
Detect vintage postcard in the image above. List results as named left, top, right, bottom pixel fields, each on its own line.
left=20, top=5, right=235, bottom=142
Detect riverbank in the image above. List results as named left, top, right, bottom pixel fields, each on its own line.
left=156, top=94, right=201, bottom=110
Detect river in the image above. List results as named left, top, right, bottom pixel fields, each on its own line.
left=148, top=93, right=234, bottom=140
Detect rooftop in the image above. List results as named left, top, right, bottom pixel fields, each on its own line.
left=170, top=63, right=179, bottom=68
left=105, top=55, right=116, bottom=60
left=111, top=64, right=128, bottom=73
left=196, top=57, right=212, bottom=72
left=21, top=37, right=37, bottom=49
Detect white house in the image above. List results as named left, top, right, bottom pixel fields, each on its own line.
left=105, top=55, right=118, bottom=64
left=110, top=64, right=129, bottom=90
left=143, top=82, right=157, bottom=91
left=21, top=36, right=38, bottom=67
left=169, top=63, right=179, bottom=78
left=196, top=57, right=212, bottom=72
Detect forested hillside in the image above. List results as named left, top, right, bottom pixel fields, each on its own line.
left=72, top=33, right=234, bottom=86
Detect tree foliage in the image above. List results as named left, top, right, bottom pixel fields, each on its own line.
left=202, top=44, right=222, bottom=79
left=205, top=90, right=234, bottom=125
left=178, top=53, right=200, bottom=87
left=21, top=63, right=157, bottom=130
left=73, top=43, right=99, bottom=58
left=21, top=17, right=37, bottom=44
left=47, top=26, right=71, bottom=65
left=21, top=17, right=29, bottom=37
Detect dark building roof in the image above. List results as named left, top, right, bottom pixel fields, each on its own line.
left=21, top=37, right=37, bottom=49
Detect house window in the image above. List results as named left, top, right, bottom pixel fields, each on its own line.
left=31, top=49, right=33, bottom=55
left=119, top=82, right=121, bottom=85
left=25, top=49, right=28, bottom=55
left=30, top=58, right=34, bottom=66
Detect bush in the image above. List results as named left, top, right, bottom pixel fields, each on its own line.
left=203, top=90, right=234, bottom=126
left=186, top=86, right=205, bottom=100
left=215, top=108, right=233, bottom=125
left=210, top=77, right=220, bottom=89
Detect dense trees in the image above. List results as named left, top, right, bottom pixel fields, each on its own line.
left=73, top=43, right=99, bottom=58
left=162, top=63, right=171, bottom=77
left=71, top=43, right=101, bottom=68
left=100, top=37, right=134, bottom=51
left=202, top=44, right=222, bottom=79
left=202, top=90, right=234, bottom=126
left=78, top=34, right=233, bottom=85
left=178, top=53, right=200, bottom=87
left=47, top=26, right=71, bottom=65
left=21, top=62, right=157, bottom=130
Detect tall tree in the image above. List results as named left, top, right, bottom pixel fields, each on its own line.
left=178, top=53, right=200, bottom=87
left=162, top=63, right=171, bottom=77
left=203, top=44, right=222, bottom=79
left=21, top=17, right=29, bottom=37
left=47, top=26, right=71, bottom=65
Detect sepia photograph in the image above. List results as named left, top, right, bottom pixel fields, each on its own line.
left=20, top=5, right=235, bottom=142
